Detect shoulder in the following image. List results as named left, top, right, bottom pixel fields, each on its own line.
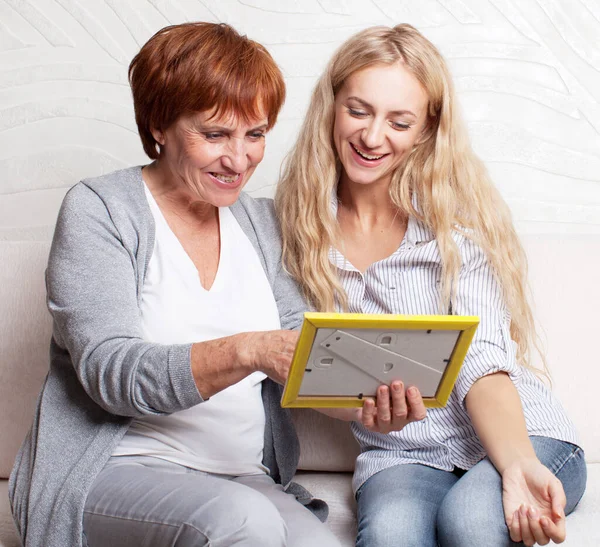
left=409, top=216, right=487, bottom=271
left=61, top=166, right=145, bottom=210
left=55, top=166, right=152, bottom=254
left=81, top=165, right=146, bottom=205
left=234, top=193, right=277, bottom=225
left=453, top=229, right=489, bottom=269
left=231, top=193, right=281, bottom=240
left=230, top=193, right=284, bottom=278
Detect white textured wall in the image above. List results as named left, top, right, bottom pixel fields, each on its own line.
left=1, top=0, right=599, bottom=241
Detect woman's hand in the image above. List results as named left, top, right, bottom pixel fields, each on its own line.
left=502, top=458, right=567, bottom=546
left=359, top=382, right=427, bottom=434
left=243, top=330, right=300, bottom=385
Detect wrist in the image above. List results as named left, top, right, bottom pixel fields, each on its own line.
left=235, top=332, right=260, bottom=373
left=498, top=449, right=539, bottom=476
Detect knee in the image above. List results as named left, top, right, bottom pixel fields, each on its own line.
left=187, top=491, right=286, bottom=547
left=358, top=525, right=431, bottom=547
left=357, top=502, right=434, bottom=547
left=235, top=495, right=287, bottom=546
left=437, top=496, right=511, bottom=547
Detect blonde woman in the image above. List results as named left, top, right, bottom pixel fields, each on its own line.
left=275, top=25, right=586, bottom=547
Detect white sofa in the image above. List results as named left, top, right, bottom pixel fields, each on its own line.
left=1, top=234, right=599, bottom=546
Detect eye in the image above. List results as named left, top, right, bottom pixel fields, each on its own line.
left=391, top=121, right=411, bottom=131
left=203, top=132, right=225, bottom=141
left=248, top=131, right=266, bottom=141
left=347, top=107, right=368, bottom=118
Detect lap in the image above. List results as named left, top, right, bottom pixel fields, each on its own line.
left=354, top=437, right=586, bottom=547
left=438, top=436, right=586, bottom=547
left=234, top=474, right=341, bottom=547
left=355, top=463, right=459, bottom=547
left=83, top=455, right=338, bottom=547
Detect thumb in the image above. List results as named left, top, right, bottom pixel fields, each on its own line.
left=548, top=478, right=566, bottom=520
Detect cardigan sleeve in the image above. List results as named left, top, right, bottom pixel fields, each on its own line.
left=46, top=183, right=203, bottom=418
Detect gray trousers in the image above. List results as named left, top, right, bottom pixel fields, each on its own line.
left=82, top=455, right=341, bottom=547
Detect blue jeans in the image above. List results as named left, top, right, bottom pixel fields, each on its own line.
left=355, top=436, right=586, bottom=547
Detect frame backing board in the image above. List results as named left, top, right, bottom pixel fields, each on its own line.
left=281, top=312, right=479, bottom=409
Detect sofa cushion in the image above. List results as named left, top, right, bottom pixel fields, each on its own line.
left=293, top=471, right=356, bottom=546
left=292, top=409, right=359, bottom=472
left=0, top=480, right=20, bottom=547
left=0, top=242, right=52, bottom=479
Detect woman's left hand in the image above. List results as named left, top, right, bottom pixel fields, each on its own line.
left=360, top=382, right=427, bottom=434
left=502, top=458, right=567, bottom=546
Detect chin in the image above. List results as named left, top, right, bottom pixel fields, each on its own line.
left=344, top=171, right=383, bottom=186
left=212, top=190, right=243, bottom=208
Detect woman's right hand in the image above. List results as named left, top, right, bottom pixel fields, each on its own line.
left=502, top=457, right=567, bottom=546
left=241, top=330, right=300, bottom=385
left=317, top=381, right=427, bottom=433
left=360, top=382, right=427, bottom=433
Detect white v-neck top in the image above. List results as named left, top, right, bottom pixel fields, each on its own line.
left=112, top=185, right=281, bottom=475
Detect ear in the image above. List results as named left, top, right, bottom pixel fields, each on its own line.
left=150, top=128, right=165, bottom=146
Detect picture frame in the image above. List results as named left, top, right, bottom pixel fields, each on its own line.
left=281, top=312, right=479, bottom=409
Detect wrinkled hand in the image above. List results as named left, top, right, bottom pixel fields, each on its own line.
left=502, top=458, right=567, bottom=546
left=245, top=330, right=300, bottom=385
left=358, top=382, right=427, bottom=434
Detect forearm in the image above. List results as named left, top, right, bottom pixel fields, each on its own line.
left=191, top=329, right=298, bottom=398
left=466, top=372, right=536, bottom=474
left=191, top=332, right=256, bottom=399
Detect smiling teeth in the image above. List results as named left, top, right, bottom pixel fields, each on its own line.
left=352, top=144, right=384, bottom=160
left=212, top=173, right=238, bottom=183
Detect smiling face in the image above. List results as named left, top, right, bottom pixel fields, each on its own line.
left=152, top=109, right=268, bottom=207
left=333, top=62, right=430, bottom=191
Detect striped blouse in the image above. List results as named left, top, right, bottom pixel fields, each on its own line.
left=330, top=205, right=579, bottom=494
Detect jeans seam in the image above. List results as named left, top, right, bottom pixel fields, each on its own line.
left=552, top=446, right=582, bottom=477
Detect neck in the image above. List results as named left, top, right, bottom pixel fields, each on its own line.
left=143, top=160, right=216, bottom=222
left=337, top=174, right=398, bottom=228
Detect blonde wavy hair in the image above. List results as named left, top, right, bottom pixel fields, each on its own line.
left=275, top=24, right=544, bottom=373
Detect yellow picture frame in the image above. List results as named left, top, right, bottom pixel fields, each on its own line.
left=281, top=312, right=479, bottom=409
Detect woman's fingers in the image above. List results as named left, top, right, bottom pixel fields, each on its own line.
left=527, top=508, right=550, bottom=545
left=377, top=386, right=391, bottom=423
left=362, top=383, right=428, bottom=433
left=541, top=515, right=566, bottom=544
left=549, top=478, right=567, bottom=520
left=509, top=508, right=523, bottom=543
left=519, top=504, right=535, bottom=546
left=390, top=382, right=407, bottom=420
left=361, top=398, right=377, bottom=429
left=405, top=386, right=427, bottom=421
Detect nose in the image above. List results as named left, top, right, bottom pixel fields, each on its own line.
left=221, top=136, right=250, bottom=173
left=360, top=118, right=385, bottom=150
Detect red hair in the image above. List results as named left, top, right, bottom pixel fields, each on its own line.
left=129, top=22, right=286, bottom=159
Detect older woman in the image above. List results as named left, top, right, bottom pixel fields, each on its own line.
left=9, top=22, right=340, bottom=547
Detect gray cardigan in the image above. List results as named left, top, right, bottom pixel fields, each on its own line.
left=9, top=166, right=325, bottom=547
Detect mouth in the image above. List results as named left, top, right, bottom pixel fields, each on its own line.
left=350, top=142, right=387, bottom=161
left=209, top=172, right=241, bottom=185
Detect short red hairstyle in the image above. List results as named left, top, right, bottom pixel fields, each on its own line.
left=129, top=22, right=286, bottom=159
